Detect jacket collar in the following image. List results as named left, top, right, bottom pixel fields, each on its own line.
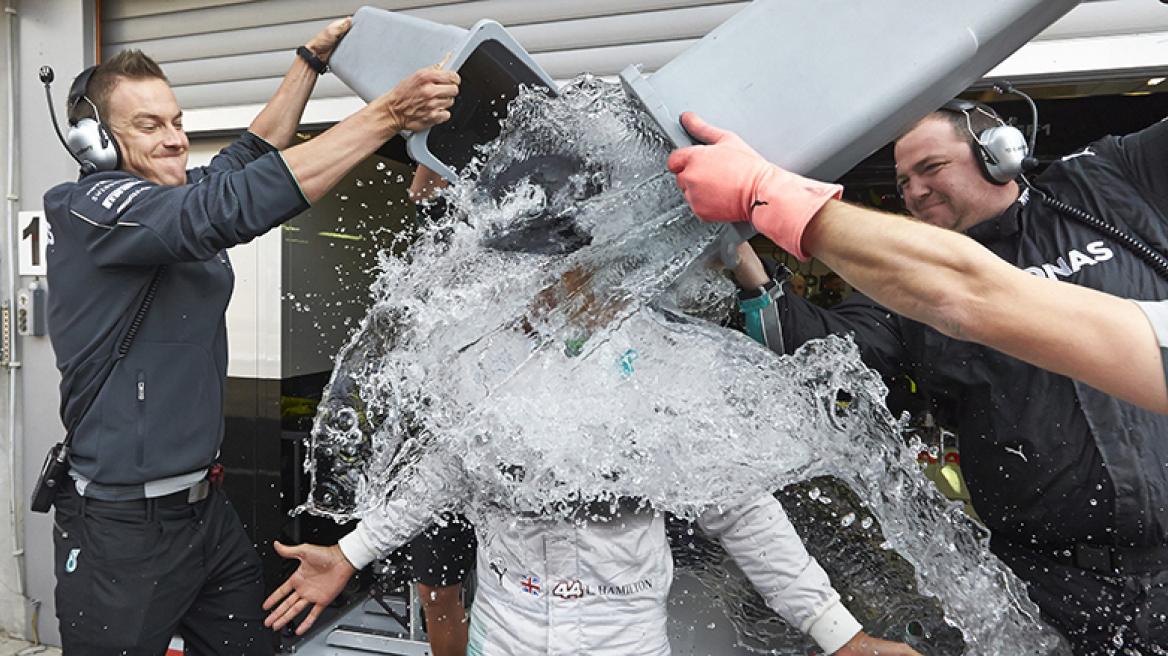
left=963, top=187, right=1028, bottom=245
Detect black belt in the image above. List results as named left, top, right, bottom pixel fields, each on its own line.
left=1050, top=543, right=1168, bottom=577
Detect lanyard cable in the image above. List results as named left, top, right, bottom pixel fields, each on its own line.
left=1025, top=185, right=1168, bottom=285
left=989, top=81, right=1168, bottom=284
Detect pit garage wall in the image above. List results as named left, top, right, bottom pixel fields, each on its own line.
left=13, top=0, right=102, bottom=645
left=0, top=0, right=29, bottom=641
left=101, top=0, right=752, bottom=110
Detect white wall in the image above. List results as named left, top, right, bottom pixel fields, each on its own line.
left=0, top=0, right=25, bottom=641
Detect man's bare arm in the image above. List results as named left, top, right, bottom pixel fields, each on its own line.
left=249, top=17, right=351, bottom=149
left=409, top=164, right=449, bottom=203
left=281, top=67, right=459, bottom=203
left=800, top=200, right=1168, bottom=414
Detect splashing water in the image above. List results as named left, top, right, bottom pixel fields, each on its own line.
left=300, top=76, right=1069, bottom=654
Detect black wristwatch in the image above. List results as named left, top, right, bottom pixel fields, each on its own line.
left=296, top=46, right=329, bottom=75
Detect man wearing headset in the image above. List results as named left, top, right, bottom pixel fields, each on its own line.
left=669, top=104, right=1168, bottom=653
left=40, top=19, right=459, bottom=655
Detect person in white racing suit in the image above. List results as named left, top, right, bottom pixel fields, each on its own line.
left=266, top=475, right=918, bottom=655
left=264, top=315, right=920, bottom=656
left=263, top=73, right=919, bottom=654
left=367, top=493, right=885, bottom=655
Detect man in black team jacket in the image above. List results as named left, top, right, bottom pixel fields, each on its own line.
left=41, top=23, right=459, bottom=655
left=668, top=106, right=1168, bottom=653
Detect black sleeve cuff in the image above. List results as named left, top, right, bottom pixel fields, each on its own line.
left=737, top=278, right=779, bottom=301
left=734, top=263, right=791, bottom=299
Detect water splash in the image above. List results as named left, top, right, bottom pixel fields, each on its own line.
left=300, top=75, right=1068, bottom=654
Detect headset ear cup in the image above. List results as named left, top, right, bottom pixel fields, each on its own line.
left=977, top=125, right=1028, bottom=184
left=66, top=118, right=120, bottom=173
left=941, top=99, right=1030, bottom=185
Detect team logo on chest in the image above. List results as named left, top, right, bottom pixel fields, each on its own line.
left=1023, top=240, right=1114, bottom=279
left=489, top=559, right=508, bottom=585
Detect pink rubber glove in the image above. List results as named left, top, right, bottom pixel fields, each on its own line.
left=667, top=112, right=842, bottom=260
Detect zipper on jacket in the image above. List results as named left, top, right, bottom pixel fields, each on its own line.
left=136, top=371, right=146, bottom=466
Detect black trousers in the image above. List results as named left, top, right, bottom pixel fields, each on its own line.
left=993, top=537, right=1168, bottom=655
left=53, top=483, right=274, bottom=656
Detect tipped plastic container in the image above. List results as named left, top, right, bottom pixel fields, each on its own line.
left=330, top=7, right=558, bottom=182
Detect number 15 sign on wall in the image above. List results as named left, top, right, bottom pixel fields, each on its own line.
left=18, top=211, right=50, bottom=277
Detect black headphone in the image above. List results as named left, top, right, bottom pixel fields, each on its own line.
left=50, top=66, right=121, bottom=175
left=940, top=99, right=1031, bottom=185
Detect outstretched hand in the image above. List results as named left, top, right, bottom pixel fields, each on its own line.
left=263, top=542, right=356, bottom=635
left=377, top=66, right=462, bottom=134
left=667, top=112, right=772, bottom=224
left=835, top=631, right=925, bottom=656
left=668, top=111, right=841, bottom=260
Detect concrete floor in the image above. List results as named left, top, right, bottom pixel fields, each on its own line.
left=0, top=635, right=59, bottom=656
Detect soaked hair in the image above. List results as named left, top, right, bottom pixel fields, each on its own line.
left=69, top=49, right=169, bottom=125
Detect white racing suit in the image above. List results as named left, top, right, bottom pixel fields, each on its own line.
left=337, top=311, right=862, bottom=654
left=341, top=487, right=861, bottom=655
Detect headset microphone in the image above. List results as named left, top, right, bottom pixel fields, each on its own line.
left=41, top=64, right=121, bottom=175
left=993, top=81, right=1040, bottom=173
left=40, top=66, right=93, bottom=174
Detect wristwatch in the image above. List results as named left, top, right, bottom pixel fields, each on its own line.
left=296, top=45, right=329, bottom=75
